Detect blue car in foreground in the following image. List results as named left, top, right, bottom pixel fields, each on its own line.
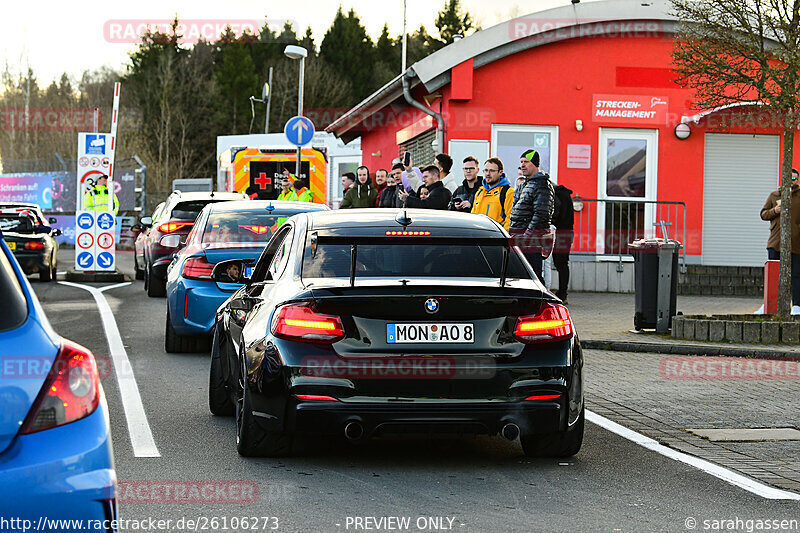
left=165, top=200, right=329, bottom=353
left=0, top=230, right=116, bottom=525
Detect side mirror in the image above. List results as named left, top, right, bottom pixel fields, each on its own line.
left=212, top=259, right=250, bottom=284
left=48, top=217, right=57, bottom=224
left=140, top=216, right=153, bottom=227
left=52, top=229, right=63, bottom=237
left=159, top=234, right=181, bottom=248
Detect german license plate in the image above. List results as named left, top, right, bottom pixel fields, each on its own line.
left=6, top=241, right=15, bottom=250
left=387, top=323, right=474, bottom=344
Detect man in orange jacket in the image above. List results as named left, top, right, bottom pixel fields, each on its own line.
left=471, top=157, right=514, bottom=230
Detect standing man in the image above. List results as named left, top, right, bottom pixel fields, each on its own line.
left=396, top=166, right=452, bottom=210
left=374, top=169, right=388, bottom=207
left=292, top=178, right=314, bottom=202
left=277, top=174, right=297, bottom=201
left=379, top=165, right=402, bottom=207
left=84, top=174, right=119, bottom=215
left=760, top=168, right=800, bottom=313
left=340, top=166, right=378, bottom=208
left=450, top=156, right=481, bottom=212
left=341, top=172, right=355, bottom=194
left=552, top=183, right=575, bottom=304
left=471, top=158, right=514, bottom=229
left=509, top=149, right=554, bottom=280
left=435, top=153, right=457, bottom=194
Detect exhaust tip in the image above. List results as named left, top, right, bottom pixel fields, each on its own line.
left=501, top=423, right=520, bottom=441
left=344, top=421, right=365, bottom=441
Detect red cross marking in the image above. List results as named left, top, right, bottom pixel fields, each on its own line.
left=255, top=173, right=272, bottom=188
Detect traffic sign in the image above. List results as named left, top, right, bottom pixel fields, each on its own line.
left=77, top=252, right=94, bottom=269
left=77, top=212, right=94, bottom=229
left=97, top=212, right=115, bottom=230
left=97, top=252, right=114, bottom=269
left=77, top=232, right=94, bottom=249
left=97, top=232, right=114, bottom=249
left=284, top=116, right=315, bottom=146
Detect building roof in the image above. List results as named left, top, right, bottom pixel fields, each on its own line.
left=326, top=0, right=677, bottom=140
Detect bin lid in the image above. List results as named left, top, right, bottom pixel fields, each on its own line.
left=628, top=237, right=683, bottom=249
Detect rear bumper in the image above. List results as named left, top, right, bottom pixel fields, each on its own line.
left=0, top=392, right=116, bottom=522
left=167, top=277, right=233, bottom=336
left=12, top=251, right=50, bottom=274
left=289, top=398, right=563, bottom=437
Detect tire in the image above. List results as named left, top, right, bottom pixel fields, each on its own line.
left=236, top=355, right=293, bottom=457
left=209, top=327, right=235, bottom=416
left=134, top=255, right=145, bottom=280
left=165, top=310, right=196, bottom=353
left=520, top=407, right=584, bottom=458
left=147, top=263, right=166, bottom=297
left=39, top=255, right=53, bottom=282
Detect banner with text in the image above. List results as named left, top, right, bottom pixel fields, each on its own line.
left=593, top=94, right=669, bottom=125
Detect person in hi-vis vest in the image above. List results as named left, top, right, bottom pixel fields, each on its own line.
left=84, top=174, right=119, bottom=214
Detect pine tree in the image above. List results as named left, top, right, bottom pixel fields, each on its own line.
left=429, top=0, right=477, bottom=52
left=320, top=8, right=375, bottom=104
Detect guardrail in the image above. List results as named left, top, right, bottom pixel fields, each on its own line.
left=571, top=197, right=687, bottom=272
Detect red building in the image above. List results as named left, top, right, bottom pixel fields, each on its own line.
left=327, top=0, right=792, bottom=290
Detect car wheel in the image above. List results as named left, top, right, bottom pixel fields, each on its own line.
left=520, top=407, right=584, bottom=458
left=164, top=309, right=195, bottom=353
left=39, top=255, right=53, bottom=282
left=134, top=255, right=145, bottom=280
left=209, top=327, right=235, bottom=416
left=235, top=352, right=293, bottom=457
left=147, top=264, right=166, bottom=297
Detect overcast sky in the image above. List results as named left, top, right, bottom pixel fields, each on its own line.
left=1, top=0, right=604, bottom=86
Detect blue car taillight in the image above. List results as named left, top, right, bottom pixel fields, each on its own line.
left=20, top=339, right=100, bottom=434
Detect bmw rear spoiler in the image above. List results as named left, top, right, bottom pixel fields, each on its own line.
left=310, top=233, right=513, bottom=288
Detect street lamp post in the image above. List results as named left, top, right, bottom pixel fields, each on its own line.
left=284, top=45, right=307, bottom=180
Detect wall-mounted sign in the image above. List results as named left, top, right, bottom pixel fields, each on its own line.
left=566, top=144, right=592, bottom=169
left=593, top=94, right=668, bottom=124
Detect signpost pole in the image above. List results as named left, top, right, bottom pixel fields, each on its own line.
left=295, top=56, right=305, bottom=179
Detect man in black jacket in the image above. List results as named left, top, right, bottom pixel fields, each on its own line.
left=449, top=156, right=481, bottom=212
left=397, top=165, right=452, bottom=210
left=379, top=163, right=403, bottom=207
left=552, top=184, right=574, bottom=303
left=509, top=149, right=554, bottom=280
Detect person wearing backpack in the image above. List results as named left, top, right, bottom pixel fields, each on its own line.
left=471, top=157, right=514, bottom=230
left=552, top=183, right=575, bottom=303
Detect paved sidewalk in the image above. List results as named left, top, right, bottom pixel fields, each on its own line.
left=567, top=292, right=800, bottom=494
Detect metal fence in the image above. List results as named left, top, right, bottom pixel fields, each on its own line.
left=571, top=197, right=687, bottom=272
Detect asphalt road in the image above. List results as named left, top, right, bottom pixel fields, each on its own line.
left=28, top=251, right=800, bottom=532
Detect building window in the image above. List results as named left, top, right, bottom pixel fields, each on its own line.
left=490, top=124, right=559, bottom=184
left=399, top=129, right=436, bottom=168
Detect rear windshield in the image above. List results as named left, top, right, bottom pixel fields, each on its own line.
left=0, top=248, right=28, bottom=331
left=0, top=215, right=34, bottom=233
left=303, top=243, right=531, bottom=279
left=171, top=200, right=223, bottom=220
left=202, top=212, right=301, bottom=244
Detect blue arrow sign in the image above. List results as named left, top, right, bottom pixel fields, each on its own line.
left=97, top=252, right=114, bottom=269
left=97, top=212, right=115, bottom=230
left=77, top=212, right=94, bottom=230
left=284, top=116, right=315, bottom=146
left=77, top=252, right=94, bottom=269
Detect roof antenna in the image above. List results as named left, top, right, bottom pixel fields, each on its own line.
left=395, top=210, right=412, bottom=228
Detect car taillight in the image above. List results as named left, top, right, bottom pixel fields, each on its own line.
left=239, top=225, right=270, bottom=234
left=159, top=222, right=192, bottom=233
left=24, top=241, right=45, bottom=250
left=20, top=339, right=100, bottom=434
left=272, top=303, right=345, bottom=343
left=514, top=303, right=574, bottom=343
left=182, top=256, right=214, bottom=280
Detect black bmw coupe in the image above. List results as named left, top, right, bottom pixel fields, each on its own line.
left=209, top=209, right=583, bottom=458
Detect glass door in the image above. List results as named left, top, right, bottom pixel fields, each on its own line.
left=596, top=128, right=658, bottom=254
left=491, top=124, right=558, bottom=185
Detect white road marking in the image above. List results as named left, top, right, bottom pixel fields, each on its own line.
left=586, top=410, right=800, bottom=500
left=59, top=281, right=161, bottom=458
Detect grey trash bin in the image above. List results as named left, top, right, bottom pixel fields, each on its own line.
left=629, top=238, right=682, bottom=332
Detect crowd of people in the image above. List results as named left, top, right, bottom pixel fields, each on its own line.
left=337, top=149, right=575, bottom=302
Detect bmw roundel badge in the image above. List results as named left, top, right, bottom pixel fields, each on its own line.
left=424, top=298, right=439, bottom=314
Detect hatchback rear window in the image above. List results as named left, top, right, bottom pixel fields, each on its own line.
left=303, top=243, right=530, bottom=279
left=0, top=248, right=28, bottom=331
left=171, top=201, right=222, bottom=221
left=202, top=212, right=301, bottom=244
